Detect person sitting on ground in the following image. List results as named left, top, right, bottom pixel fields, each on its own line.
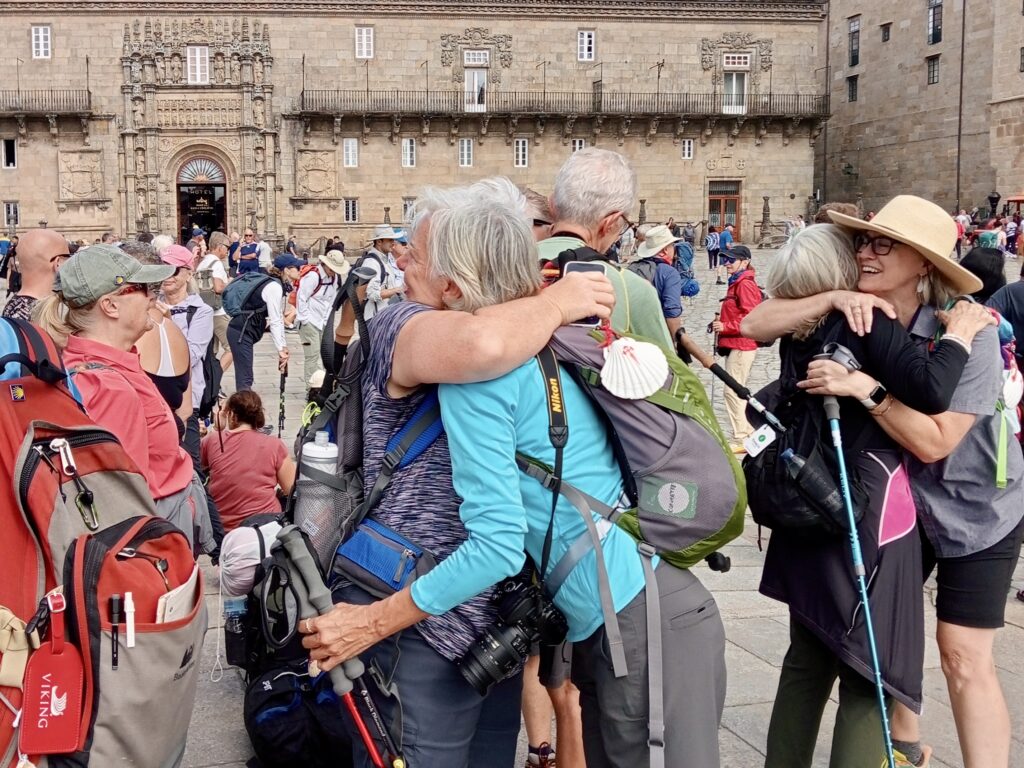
left=200, top=390, right=295, bottom=532
left=627, top=223, right=684, bottom=336
left=34, top=244, right=215, bottom=555
left=2, top=228, right=70, bottom=320
left=754, top=224, right=992, bottom=768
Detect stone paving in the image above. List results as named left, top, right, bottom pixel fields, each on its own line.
left=183, top=249, right=1024, bottom=767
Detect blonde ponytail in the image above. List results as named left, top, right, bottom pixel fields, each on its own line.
left=31, top=294, right=96, bottom=349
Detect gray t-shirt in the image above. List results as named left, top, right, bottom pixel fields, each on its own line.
left=905, top=307, right=1024, bottom=557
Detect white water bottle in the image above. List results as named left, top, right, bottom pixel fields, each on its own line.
left=295, top=431, right=341, bottom=569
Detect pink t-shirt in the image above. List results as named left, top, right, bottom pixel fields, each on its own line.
left=63, top=335, right=194, bottom=500
left=200, top=429, right=288, bottom=531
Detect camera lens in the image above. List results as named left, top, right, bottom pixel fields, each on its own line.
left=459, top=623, right=533, bottom=696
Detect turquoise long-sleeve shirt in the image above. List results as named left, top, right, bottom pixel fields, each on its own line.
left=410, top=358, right=648, bottom=642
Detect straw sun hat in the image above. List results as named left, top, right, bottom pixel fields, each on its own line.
left=827, top=195, right=982, bottom=295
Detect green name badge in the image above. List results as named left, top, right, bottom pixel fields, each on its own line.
left=640, top=476, right=699, bottom=520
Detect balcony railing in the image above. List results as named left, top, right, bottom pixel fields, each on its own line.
left=0, top=90, right=92, bottom=114
left=301, top=90, right=829, bottom=118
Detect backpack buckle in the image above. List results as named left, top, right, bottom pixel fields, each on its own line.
left=636, top=542, right=657, bottom=559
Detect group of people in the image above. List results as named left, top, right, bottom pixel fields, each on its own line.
left=5, top=145, right=1023, bottom=768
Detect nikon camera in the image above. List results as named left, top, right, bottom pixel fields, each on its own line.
left=459, top=576, right=568, bottom=696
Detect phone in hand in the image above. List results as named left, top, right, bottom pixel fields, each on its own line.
left=563, top=261, right=606, bottom=327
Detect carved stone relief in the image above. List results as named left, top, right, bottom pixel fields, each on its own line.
left=156, top=97, right=243, bottom=128
left=440, top=27, right=513, bottom=86
left=295, top=150, right=337, bottom=198
left=59, top=151, right=106, bottom=200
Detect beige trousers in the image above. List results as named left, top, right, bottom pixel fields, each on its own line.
left=723, top=348, right=757, bottom=442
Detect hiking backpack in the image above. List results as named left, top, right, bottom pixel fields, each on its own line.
left=182, top=305, right=223, bottom=420
left=195, top=257, right=224, bottom=312
left=0, top=319, right=203, bottom=768
left=287, top=265, right=329, bottom=308
left=223, top=272, right=273, bottom=318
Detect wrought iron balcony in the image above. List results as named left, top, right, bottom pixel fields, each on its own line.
left=300, top=90, right=828, bottom=119
left=0, top=90, right=92, bottom=114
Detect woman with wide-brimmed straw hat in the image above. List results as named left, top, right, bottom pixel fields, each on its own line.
left=744, top=195, right=1024, bottom=768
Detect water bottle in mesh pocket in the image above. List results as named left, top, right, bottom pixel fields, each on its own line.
left=294, top=469, right=364, bottom=573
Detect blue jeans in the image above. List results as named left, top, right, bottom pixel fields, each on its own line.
left=334, top=583, right=522, bottom=768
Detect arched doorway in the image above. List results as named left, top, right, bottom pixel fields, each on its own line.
left=177, top=158, right=227, bottom=244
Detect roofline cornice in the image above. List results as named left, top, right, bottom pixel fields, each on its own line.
left=5, top=1, right=826, bottom=23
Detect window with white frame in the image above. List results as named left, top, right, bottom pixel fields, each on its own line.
left=458, top=138, right=474, bottom=167
left=681, top=139, right=694, bottom=160
left=463, top=50, right=490, bottom=67
left=2, top=139, right=16, bottom=169
left=355, top=26, right=374, bottom=59
left=343, top=138, right=359, bottom=168
left=577, top=30, right=596, bottom=62
left=343, top=198, right=359, bottom=222
left=187, top=46, right=210, bottom=84
left=571, top=138, right=586, bottom=152
left=3, top=202, right=19, bottom=228
left=722, top=53, right=749, bottom=115
left=31, top=26, right=51, bottom=59
left=401, top=138, right=416, bottom=168
left=402, top=197, right=416, bottom=222
left=514, top=138, right=529, bottom=168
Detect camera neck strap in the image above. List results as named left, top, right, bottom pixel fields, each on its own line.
left=535, top=348, right=568, bottom=585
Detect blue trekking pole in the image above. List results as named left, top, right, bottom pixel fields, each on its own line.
left=815, top=350, right=897, bottom=768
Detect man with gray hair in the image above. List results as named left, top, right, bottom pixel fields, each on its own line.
left=538, top=148, right=726, bottom=766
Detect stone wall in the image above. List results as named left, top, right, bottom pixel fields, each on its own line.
left=816, top=0, right=1001, bottom=214
left=1, top=1, right=824, bottom=245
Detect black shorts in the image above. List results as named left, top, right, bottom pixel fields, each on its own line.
left=530, top=640, right=572, bottom=688
left=921, top=515, right=1024, bottom=629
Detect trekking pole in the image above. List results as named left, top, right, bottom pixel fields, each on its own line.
left=678, top=329, right=785, bottom=434
left=814, top=347, right=896, bottom=768
left=278, top=363, right=287, bottom=439
left=276, top=525, right=405, bottom=768
left=706, top=312, right=720, bottom=404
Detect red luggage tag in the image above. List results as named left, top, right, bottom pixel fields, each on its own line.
left=19, top=593, right=84, bottom=755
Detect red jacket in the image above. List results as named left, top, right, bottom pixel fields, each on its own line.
left=717, top=268, right=761, bottom=351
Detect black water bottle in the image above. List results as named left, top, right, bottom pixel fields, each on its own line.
left=781, top=449, right=846, bottom=522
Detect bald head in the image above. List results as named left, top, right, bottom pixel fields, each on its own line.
left=17, top=229, right=69, bottom=296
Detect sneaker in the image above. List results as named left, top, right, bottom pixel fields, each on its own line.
left=889, top=745, right=932, bottom=767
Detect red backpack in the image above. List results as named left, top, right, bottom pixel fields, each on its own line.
left=287, top=265, right=330, bottom=307
left=0, top=319, right=203, bottom=767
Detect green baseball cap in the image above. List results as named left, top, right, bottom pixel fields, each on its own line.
left=55, top=244, right=175, bottom=308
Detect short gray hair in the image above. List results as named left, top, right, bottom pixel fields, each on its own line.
left=118, top=240, right=161, bottom=265
left=765, top=224, right=860, bottom=300
left=411, top=177, right=541, bottom=312
left=151, top=234, right=174, bottom=254
left=551, top=148, right=637, bottom=231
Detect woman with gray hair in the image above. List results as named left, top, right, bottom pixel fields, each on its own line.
left=745, top=197, right=1023, bottom=768
left=301, top=177, right=615, bottom=767
left=752, top=224, right=992, bottom=767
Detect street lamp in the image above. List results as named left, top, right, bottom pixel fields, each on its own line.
left=988, top=191, right=1001, bottom=218
left=649, top=59, right=665, bottom=109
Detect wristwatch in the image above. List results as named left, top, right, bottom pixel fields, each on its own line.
left=859, top=382, right=888, bottom=410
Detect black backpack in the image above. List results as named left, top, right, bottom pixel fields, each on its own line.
left=243, top=657, right=353, bottom=768
left=183, top=305, right=224, bottom=419
left=626, top=257, right=659, bottom=284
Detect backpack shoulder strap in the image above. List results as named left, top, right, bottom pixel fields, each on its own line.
left=357, top=389, right=444, bottom=519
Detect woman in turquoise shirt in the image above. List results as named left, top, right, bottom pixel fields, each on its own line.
left=302, top=175, right=725, bottom=768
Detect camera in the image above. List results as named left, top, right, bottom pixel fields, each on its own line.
left=458, top=577, right=569, bottom=696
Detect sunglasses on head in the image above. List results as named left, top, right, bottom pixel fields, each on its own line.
left=853, top=232, right=897, bottom=256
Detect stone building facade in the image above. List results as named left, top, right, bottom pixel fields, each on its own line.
left=2, top=0, right=826, bottom=247
left=816, top=0, right=1023, bottom=215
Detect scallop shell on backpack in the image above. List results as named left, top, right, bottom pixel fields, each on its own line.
left=600, top=337, right=669, bottom=399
